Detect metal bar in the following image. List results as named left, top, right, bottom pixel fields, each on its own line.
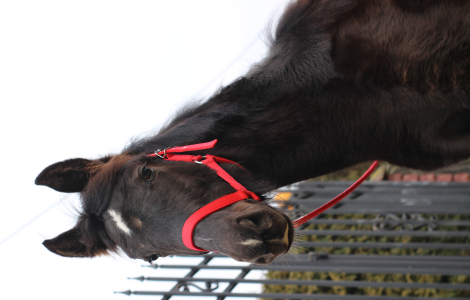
left=294, top=219, right=470, bottom=226
left=280, top=181, right=470, bottom=189
left=288, top=190, right=470, bottom=197
left=279, top=188, right=470, bottom=195
left=297, top=208, right=470, bottom=214
left=297, top=229, right=470, bottom=237
left=282, top=201, right=470, bottom=208
left=152, top=263, right=470, bottom=276
left=276, top=253, right=470, bottom=263
left=150, top=253, right=470, bottom=266
left=290, top=198, right=470, bottom=204
left=296, top=241, right=470, bottom=250
left=290, top=203, right=470, bottom=214
left=138, top=276, right=470, bottom=290
left=291, top=200, right=470, bottom=207
left=198, top=253, right=470, bottom=264
left=118, top=290, right=470, bottom=300
left=292, top=198, right=470, bottom=204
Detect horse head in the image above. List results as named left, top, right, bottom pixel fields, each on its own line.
left=35, top=152, right=294, bottom=265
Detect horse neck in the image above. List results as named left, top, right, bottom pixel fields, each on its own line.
left=126, top=78, right=379, bottom=190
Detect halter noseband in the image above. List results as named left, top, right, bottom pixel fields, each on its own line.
left=148, top=140, right=379, bottom=252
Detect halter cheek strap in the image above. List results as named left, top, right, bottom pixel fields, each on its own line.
left=148, top=140, right=379, bottom=252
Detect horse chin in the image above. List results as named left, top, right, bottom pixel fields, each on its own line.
left=194, top=200, right=294, bottom=265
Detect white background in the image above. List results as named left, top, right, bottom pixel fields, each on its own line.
left=0, top=1, right=289, bottom=299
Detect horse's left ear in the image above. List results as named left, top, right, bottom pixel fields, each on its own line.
left=35, top=157, right=109, bottom=193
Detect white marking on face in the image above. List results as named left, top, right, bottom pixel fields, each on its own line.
left=239, top=239, right=263, bottom=246
left=108, top=209, right=132, bottom=236
left=196, top=237, right=213, bottom=242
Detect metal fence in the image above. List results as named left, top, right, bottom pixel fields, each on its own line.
left=116, top=181, right=470, bottom=299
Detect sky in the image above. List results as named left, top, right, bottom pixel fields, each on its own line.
left=0, top=1, right=290, bottom=299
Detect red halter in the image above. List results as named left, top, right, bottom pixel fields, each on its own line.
left=148, top=140, right=260, bottom=252
left=148, top=140, right=379, bottom=251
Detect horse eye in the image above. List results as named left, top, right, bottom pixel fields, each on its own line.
left=140, top=166, right=155, bottom=183
left=148, top=254, right=158, bottom=263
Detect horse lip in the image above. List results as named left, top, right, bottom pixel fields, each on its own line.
left=265, top=214, right=294, bottom=253
left=284, top=214, right=294, bottom=252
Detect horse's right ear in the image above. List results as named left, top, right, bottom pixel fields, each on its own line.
left=35, top=158, right=106, bottom=193
left=42, top=225, right=109, bottom=258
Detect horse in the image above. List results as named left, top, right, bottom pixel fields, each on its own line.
left=35, top=0, right=470, bottom=265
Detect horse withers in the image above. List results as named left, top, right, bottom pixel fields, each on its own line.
left=36, top=0, right=470, bottom=264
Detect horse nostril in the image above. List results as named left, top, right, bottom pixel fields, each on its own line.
left=238, top=212, right=273, bottom=230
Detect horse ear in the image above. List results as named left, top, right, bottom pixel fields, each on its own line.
left=42, top=226, right=108, bottom=258
left=35, top=158, right=108, bottom=193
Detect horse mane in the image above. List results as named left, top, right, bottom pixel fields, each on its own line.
left=123, top=98, right=209, bottom=154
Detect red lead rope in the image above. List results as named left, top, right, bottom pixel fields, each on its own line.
left=149, top=140, right=379, bottom=251
left=292, top=160, right=380, bottom=227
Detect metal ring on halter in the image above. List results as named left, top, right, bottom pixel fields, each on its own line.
left=154, top=150, right=165, bottom=159
left=194, top=156, right=206, bottom=164
left=154, top=147, right=171, bottom=159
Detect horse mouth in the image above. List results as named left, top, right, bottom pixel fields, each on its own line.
left=267, top=214, right=294, bottom=250
left=284, top=214, right=294, bottom=250
left=275, top=214, right=294, bottom=250
left=248, top=214, right=294, bottom=265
